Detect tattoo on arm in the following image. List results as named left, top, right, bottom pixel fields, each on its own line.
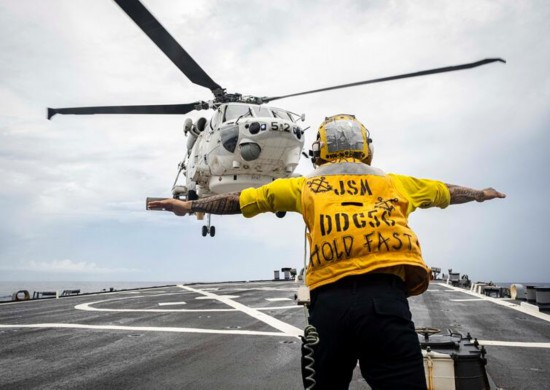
left=190, top=192, right=242, bottom=215
left=446, top=184, right=484, bottom=204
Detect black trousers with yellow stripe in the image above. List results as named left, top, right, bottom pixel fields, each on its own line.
left=303, top=273, right=427, bottom=390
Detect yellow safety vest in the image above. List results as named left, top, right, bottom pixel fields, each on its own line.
left=240, top=161, right=450, bottom=296
left=302, top=172, right=430, bottom=295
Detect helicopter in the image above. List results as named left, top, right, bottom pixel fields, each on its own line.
left=47, top=0, right=504, bottom=237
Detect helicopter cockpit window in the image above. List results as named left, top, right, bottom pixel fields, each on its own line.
left=271, top=108, right=292, bottom=122
left=210, top=108, right=223, bottom=129
left=220, top=125, right=239, bottom=153
left=251, top=105, right=273, bottom=118
left=224, top=105, right=251, bottom=122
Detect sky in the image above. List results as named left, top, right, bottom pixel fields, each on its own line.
left=0, top=0, right=549, bottom=285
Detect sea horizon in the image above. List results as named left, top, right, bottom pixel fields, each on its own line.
left=2, top=278, right=550, bottom=300
left=0, top=280, right=187, bottom=301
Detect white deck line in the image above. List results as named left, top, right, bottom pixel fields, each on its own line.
left=195, top=295, right=239, bottom=300
left=75, top=299, right=236, bottom=312
left=254, top=305, right=300, bottom=310
left=75, top=296, right=301, bottom=313
left=450, top=298, right=486, bottom=302
left=265, top=298, right=293, bottom=302
left=179, top=285, right=303, bottom=338
left=0, top=323, right=289, bottom=337
left=479, top=340, right=550, bottom=349
left=1, top=286, right=303, bottom=337
left=439, top=283, right=550, bottom=323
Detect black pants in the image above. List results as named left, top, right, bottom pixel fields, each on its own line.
left=303, top=273, right=427, bottom=390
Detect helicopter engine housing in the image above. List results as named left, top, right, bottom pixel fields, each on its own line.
left=186, top=117, right=208, bottom=152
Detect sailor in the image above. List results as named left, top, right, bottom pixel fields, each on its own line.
left=148, top=114, right=506, bottom=389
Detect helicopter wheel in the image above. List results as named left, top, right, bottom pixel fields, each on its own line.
left=209, top=226, right=216, bottom=237
left=202, top=225, right=208, bottom=237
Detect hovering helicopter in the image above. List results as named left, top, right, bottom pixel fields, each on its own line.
left=47, top=0, right=504, bottom=237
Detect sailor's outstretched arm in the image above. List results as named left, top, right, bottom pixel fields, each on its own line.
left=445, top=184, right=506, bottom=205
left=147, top=192, right=242, bottom=216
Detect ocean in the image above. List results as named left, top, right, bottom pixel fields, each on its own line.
left=0, top=281, right=182, bottom=302
left=495, top=282, right=550, bottom=288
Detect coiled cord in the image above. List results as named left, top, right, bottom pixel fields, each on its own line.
left=301, top=324, right=319, bottom=389
left=301, top=227, right=319, bottom=389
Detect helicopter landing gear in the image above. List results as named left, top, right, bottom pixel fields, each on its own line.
left=201, top=214, right=215, bottom=237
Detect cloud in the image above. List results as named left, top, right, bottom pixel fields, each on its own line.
left=1, top=259, right=139, bottom=274
left=1, top=0, right=549, bottom=284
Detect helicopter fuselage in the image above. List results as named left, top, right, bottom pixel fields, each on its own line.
left=176, top=102, right=305, bottom=198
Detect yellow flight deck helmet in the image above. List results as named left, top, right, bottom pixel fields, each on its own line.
left=311, top=114, right=373, bottom=166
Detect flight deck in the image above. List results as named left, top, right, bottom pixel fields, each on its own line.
left=1, top=281, right=549, bottom=389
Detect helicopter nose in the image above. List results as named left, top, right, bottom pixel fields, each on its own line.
left=240, top=142, right=261, bottom=161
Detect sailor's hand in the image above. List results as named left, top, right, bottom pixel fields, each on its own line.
left=479, top=188, right=506, bottom=202
left=147, top=198, right=192, bottom=216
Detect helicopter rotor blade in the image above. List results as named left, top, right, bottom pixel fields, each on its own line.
left=113, top=0, right=222, bottom=93
left=262, top=58, right=506, bottom=103
left=47, top=102, right=200, bottom=120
